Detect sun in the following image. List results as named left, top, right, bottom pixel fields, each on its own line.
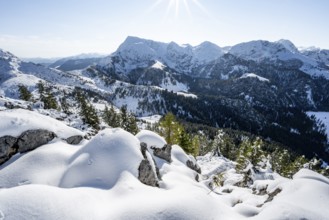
left=150, top=0, right=206, bottom=18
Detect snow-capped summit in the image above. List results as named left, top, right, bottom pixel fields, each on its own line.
left=301, top=48, right=329, bottom=65
left=0, top=48, right=14, bottom=60
left=193, top=41, right=224, bottom=62
left=116, top=36, right=166, bottom=61
left=276, top=39, right=299, bottom=54
left=229, top=40, right=299, bottom=61
left=99, top=36, right=224, bottom=74
left=229, top=39, right=329, bottom=78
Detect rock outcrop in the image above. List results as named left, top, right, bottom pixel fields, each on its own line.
left=138, top=159, right=159, bottom=187
left=151, top=144, right=172, bottom=163
left=66, top=135, right=83, bottom=145
left=138, top=142, right=160, bottom=187
left=16, top=129, right=56, bottom=153
left=0, top=136, right=17, bottom=165
left=0, top=129, right=56, bottom=165
left=186, top=160, right=201, bottom=174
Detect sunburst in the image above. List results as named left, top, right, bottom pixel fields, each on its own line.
left=150, top=0, right=206, bottom=18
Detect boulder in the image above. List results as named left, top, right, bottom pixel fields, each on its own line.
left=66, top=135, right=83, bottom=145
left=140, top=142, right=148, bottom=158
left=138, top=159, right=159, bottom=187
left=186, top=160, right=201, bottom=174
left=16, top=129, right=56, bottom=153
left=140, top=142, right=161, bottom=180
left=151, top=144, right=172, bottom=163
left=0, top=136, right=17, bottom=165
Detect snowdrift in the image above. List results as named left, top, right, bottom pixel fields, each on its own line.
left=0, top=112, right=329, bottom=219
left=0, top=109, right=83, bottom=138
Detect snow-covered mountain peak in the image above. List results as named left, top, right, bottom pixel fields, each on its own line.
left=0, top=49, right=19, bottom=61
left=229, top=40, right=290, bottom=61
left=276, top=39, right=299, bottom=54
left=299, top=46, right=325, bottom=53
left=100, top=36, right=224, bottom=74
left=228, top=40, right=329, bottom=78
left=301, top=47, right=329, bottom=65
left=117, top=36, right=166, bottom=56
left=193, top=41, right=224, bottom=62
left=229, top=39, right=299, bottom=61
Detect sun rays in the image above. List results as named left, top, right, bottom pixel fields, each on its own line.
left=149, top=0, right=207, bottom=19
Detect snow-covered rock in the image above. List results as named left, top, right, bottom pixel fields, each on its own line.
left=60, top=128, right=144, bottom=188
left=136, top=130, right=166, bottom=149
left=0, top=109, right=83, bottom=139
left=1, top=118, right=329, bottom=219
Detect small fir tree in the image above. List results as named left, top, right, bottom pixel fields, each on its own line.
left=18, top=85, right=32, bottom=101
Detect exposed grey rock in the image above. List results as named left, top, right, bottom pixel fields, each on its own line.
left=66, top=135, right=83, bottom=145
left=195, top=174, right=199, bottom=182
left=138, top=159, right=159, bottom=187
left=264, top=188, right=282, bottom=203
left=222, top=188, right=233, bottom=194
left=151, top=144, right=172, bottom=163
left=0, top=135, right=17, bottom=165
left=16, top=129, right=56, bottom=153
left=257, top=187, right=282, bottom=208
left=186, top=160, right=201, bottom=174
left=140, top=142, right=161, bottom=180
left=140, top=142, right=148, bottom=159
left=252, top=184, right=268, bottom=195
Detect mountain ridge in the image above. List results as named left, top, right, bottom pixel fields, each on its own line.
left=1, top=36, right=329, bottom=162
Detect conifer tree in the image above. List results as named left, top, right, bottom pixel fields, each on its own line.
left=103, top=105, right=120, bottom=128
left=190, top=135, right=200, bottom=156
left=159, top=112, right=181, bottom=145
left=37, top=81, right=45, bottom=95
left=60, top=97, right=70, bottom=114
left=236, top=138, right=264, bottom=172
left=127, top=113, right=139, bottom=135
left=42, top=92, right=58, bottom=109
left=159, top=112, right=199, bottom=156
left=120, top=105, right=129, bottom=130
left=76, top=90, right=100, bottom=130
left=18, top=85, right=32, bottom=101
left=179, top=131, right=191, bottom=153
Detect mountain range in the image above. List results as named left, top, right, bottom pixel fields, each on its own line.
left=1, top=36, right=329, bottom=160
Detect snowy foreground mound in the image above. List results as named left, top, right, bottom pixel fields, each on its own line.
left=0, top=111, right=329, bottom=219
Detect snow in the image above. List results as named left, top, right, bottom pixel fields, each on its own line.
left=239, top=73, right=270, bottom=82
left=306, top=111, right=329, bottom=140
left=176, top=91, right=198, bottom=98
left=60, top=129, right=143, bottom=188
left=101, top=36, right=223, bottom=74
left=229, top=40, right=329, bottom=79
left=1, top=43, right=329, bottom=219
left=254, top=169, right=329, bottom=219
left=0, top=125, right=231, bottom=219
left=305, top=86, right=315, bottom=107
left=0, top=121, right=329, bottom=219
left=136, top=130, right=166, bottom=149
left=151, top=60, right=166, bottom=70
left=160, top=77, right=189, bottom=93
left=138, top=115, right=162, bottom=124
left=0, top=109, right=83, bottom=138
left=193, top=41, right=224, bottom=62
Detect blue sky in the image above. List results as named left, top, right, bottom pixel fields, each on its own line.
left=0, top=0, right=328, bottom=58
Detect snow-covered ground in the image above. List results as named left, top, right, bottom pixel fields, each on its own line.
left=1, top=109, right=329, bottom=219
left=239, top=73, right=270, bottom=82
